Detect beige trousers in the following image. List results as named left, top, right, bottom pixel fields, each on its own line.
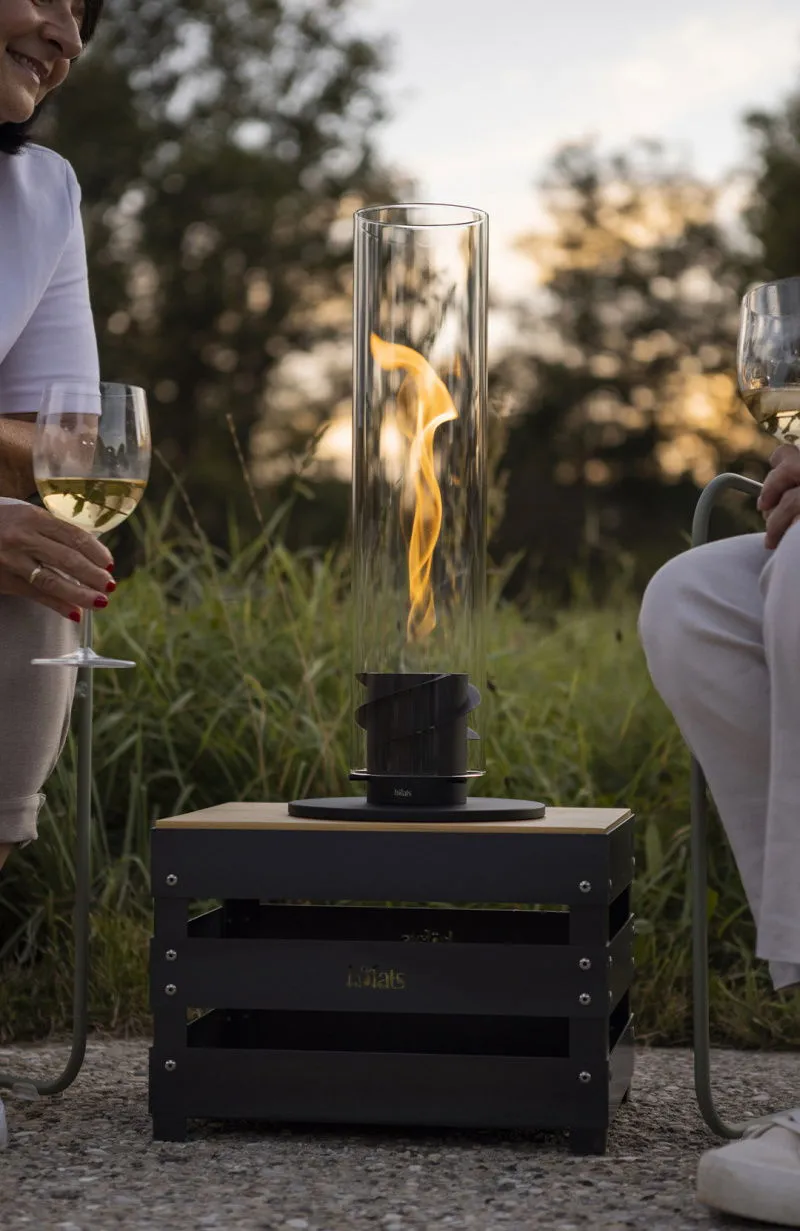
left=0, top=498, right=78, bottom=844
left=639, top=525, right=800, bottom=990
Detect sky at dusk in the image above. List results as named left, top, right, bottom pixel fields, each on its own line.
left=350, top=0, right=800, bottom=297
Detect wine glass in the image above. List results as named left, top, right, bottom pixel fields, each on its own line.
left=31, top=381, right=151, bottom=669
left=738, top=276, right=800, bottom=445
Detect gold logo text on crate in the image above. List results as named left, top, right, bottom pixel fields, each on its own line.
left=346, top=965, right=407, bottom=991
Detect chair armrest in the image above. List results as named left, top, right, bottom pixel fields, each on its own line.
left=692, top=473, right=763, bottom=549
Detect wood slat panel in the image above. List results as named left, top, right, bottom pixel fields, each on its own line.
left=155, top=801, right=632, bottom=836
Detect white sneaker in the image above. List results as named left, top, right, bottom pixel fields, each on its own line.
left=697, top=1107, right=800, bottom=1226
left=0, top=1097, right=7, bottom=1149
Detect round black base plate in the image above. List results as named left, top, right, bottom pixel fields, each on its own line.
left=287, top=796, right=547, bottom=823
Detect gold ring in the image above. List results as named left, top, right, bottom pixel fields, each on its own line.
left=28, top=564, right=45, bottom=587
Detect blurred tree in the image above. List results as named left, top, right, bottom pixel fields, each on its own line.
left=745, top=92, right=800, bottom=280
left=491, top=140, right=765, bottom=599
left=35, top=0, right=400, bottom=539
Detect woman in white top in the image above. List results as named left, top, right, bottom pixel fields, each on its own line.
left=0, top=0, right=112, bottom=872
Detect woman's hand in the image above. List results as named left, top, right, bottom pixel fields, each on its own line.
left=0, top=503, right=114, bottom=620
left=758, top=445, right=800, bottom=549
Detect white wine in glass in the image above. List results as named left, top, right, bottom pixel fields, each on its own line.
left=738, top=277, right=800, bottom=446
left=32, top=382, right=151, bottom=669
left=740, top=388, right=800, bottom=446
left=37, top=476, right=148, bottom=534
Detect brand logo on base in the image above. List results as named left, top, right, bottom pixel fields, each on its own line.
left=346, top=965, right=407, bottom=991
left=393, top=788, right=412, bottom=799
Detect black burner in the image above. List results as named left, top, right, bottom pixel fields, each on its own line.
left=355, top=671, right=478, bottom=807
left=289, top=669, right=545, bottom=822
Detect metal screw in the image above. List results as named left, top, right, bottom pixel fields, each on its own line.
left=75, top=682, right=89, bottom=701
left=579, top=1071, right=592, bottom=1084
left=165, top=984, right=177, bottom=997
left=164, top=1060, right=176, bottom=1073
left=165, top=949, right=177, bottom=962
left=166, top=874, right=178, bottom=887
left=579, top=880, right=592, bottom=894
left=579, top=958, right=592, bottom=971
left=579, top=993, right=591, bottom=1006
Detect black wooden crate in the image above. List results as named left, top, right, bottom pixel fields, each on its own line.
left=149, top=803, right=636, bottom=1154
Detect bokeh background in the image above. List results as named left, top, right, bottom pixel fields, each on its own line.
left=37, top=0, right=800, bottom=597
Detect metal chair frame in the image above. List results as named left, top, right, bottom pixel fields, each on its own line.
left=690, top=472, right=765, bottom=1138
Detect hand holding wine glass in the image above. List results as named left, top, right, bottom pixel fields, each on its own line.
left=0, top=501, right=113, bottom=619
left=32, top=382, right=151, bottom=668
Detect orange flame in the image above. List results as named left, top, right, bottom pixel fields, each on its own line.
left=370, top=332, right=458, bottom=642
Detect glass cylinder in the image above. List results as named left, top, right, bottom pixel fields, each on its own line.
left=351, top=204, right=488, bottom=806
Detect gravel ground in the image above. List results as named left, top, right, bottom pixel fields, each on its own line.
left=0, top=1040, right=797, bottom=1231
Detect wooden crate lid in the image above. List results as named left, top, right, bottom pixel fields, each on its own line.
left=154, top=801, right=632, bottom=836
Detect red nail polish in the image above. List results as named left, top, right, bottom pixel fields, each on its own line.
left=106, top=563, right=115, bottom=573
left=106, top=579, right=117, bottom=594
left=94, top=596, right=109, bottom=609
left=69, top=611, right=81, bottom=623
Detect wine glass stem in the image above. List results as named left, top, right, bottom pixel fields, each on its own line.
left=81, top=609, right=93, bottom=655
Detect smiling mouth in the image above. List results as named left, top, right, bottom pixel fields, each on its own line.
left=7, top=50, right=48, bottom=87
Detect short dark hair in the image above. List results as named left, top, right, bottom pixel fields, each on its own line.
left=0, top=0, right=105, bottom=156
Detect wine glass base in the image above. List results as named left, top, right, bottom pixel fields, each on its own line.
left=32, top=648, right=136, bottom=670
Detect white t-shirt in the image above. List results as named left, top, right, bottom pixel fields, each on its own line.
left=0, top=143, right=99, bottom=416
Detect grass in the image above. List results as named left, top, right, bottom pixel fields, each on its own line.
left=1, top=504, right=798, bottom=1048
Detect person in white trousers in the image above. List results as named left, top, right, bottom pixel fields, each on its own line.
left=639, top=443, right=800, bottom=1227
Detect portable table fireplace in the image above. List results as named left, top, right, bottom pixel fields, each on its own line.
left=148, top=204, right=635, bottom=1150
